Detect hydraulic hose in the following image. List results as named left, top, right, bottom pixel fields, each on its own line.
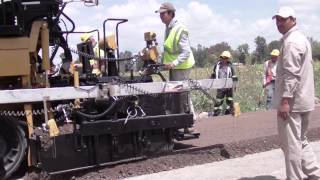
left=74, top=100, right=118, bottom=119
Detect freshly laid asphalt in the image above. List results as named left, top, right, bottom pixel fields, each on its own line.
left=125, top=106, right=320, bottom=180
left=125, top=141, right=320, bottom=180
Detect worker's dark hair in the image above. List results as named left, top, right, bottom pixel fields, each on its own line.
left=167, top=11, right=175, bottom=18
left=289, top=16, right=297, bottom=26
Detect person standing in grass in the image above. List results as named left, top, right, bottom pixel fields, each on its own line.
left=263, top=49, right=279, bottom=110
left=273, top=6, right=320, bottom=180
left=210, top=51, right=236, bottom=116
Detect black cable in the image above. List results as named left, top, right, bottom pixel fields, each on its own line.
left=69, top=48, right=136, bottom=62
left=60, top=11, right=75, bottom=33
left=60, top=18, right=68, bottom=32
left=74, top=99, right=118, bottom=119
left=50, top=44, right=59, bottom=63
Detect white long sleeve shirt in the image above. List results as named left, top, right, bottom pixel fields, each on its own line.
left=273, top=26, right=315, bottom=112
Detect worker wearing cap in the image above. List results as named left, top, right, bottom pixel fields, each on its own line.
left=155, top=2, right=196, bottom=134
left=273, top=6, right=320, bottom=180
left=263, top=49, right=279, bottom=110
left=155, top=2, right=195, bottom=81
left=210, top=51, right=236, bottom=116
left=80, top=33, right=104, bottom=75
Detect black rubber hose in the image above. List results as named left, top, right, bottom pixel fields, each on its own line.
left=74, top=100, right=118, bottom=119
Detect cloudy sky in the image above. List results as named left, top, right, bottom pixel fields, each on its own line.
left=62, top=0, right=320, bottom=54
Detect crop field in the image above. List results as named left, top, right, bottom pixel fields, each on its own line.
left=191, top=61, right=320, bottom=113
left=188, top=64, right=265, bottom=113
left=156, top=61, right=320, bottom=113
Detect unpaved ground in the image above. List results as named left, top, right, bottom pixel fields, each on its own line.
left=22, top=107, right=320, bottom=180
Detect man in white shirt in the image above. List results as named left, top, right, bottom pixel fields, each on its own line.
left=273, top=6, right=320, bottom=180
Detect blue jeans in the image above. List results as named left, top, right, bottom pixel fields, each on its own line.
left=265, top=82, right=275, bottom=110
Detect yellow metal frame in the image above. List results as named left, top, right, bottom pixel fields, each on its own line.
left=0, top=20, right=51, bottom=166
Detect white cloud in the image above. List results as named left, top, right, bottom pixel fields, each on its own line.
left=61, top=0, right=320, bottom=56
left=63, top=3, right=82, bottom=17
left=278, top=0, right=320, bottom=11
left=178, top=1, right=242, bottom=47
left=176, top=1, right=278, bottom=51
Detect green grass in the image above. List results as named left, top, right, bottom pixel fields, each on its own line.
left=189, top=61, right=320, bottom=113
left=150, top=61, right=320, bottom=113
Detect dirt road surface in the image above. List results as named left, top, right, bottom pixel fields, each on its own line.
left=188, top=107, right=320, bottom=146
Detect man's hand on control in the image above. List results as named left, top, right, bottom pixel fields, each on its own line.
left=164, top=63, right=175, bottom=70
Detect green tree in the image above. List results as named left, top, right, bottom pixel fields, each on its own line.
left=267, top=40, right=281, bottom=54
left=192, top=44, right=210, bottom=67
left=253, top=36, right=268, bottom=64
left=236, top=43, right=250, bottom=64
left=309, top=37, right=320, bottom=61
left=209, top=42, right=231, bottom=58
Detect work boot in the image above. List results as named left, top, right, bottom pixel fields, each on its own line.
left=213, top=109, right=221, bottom=116
left=224, top=109, right=231, bottom=115
left=184, top=127, right=199, bottom=135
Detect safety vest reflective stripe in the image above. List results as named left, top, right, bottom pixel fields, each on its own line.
left=90, top=45, right=103, bottom=75
left=172, top=26, right=183, bottom=54
left=94, top=46, right=105, bottom=58
left=227, top=97, right=233, bottom=101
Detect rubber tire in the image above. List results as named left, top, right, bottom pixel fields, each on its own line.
left=0, top=116, right=27, bottom=179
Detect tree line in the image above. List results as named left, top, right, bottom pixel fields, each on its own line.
left=192, top=36, right=320, bottom=67
left=119, top=36, right=320, bottom=71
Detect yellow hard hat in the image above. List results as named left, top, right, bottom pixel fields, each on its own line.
left=80, top=33, right=93, bottom=42
left=270, top=49, right=280, bottom=56
left=220, top=51, right=232, bottom=59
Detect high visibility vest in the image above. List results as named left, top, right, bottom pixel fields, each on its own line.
left=90, top=45, right=104, bottom=75
left=89, top=45, right=104, bottom=65
left=163, top=24, right=195, bottom=69
left=94, top=45, right=105, bottom=58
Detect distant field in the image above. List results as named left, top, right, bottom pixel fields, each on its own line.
left=154, top=61, right=320, bottom=113
left=189, top=64, right=266, bottom=113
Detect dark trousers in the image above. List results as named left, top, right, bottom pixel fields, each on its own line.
left=214, top=88, right=234, bottom=116
left=0, top=156, right=4, bottom=179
